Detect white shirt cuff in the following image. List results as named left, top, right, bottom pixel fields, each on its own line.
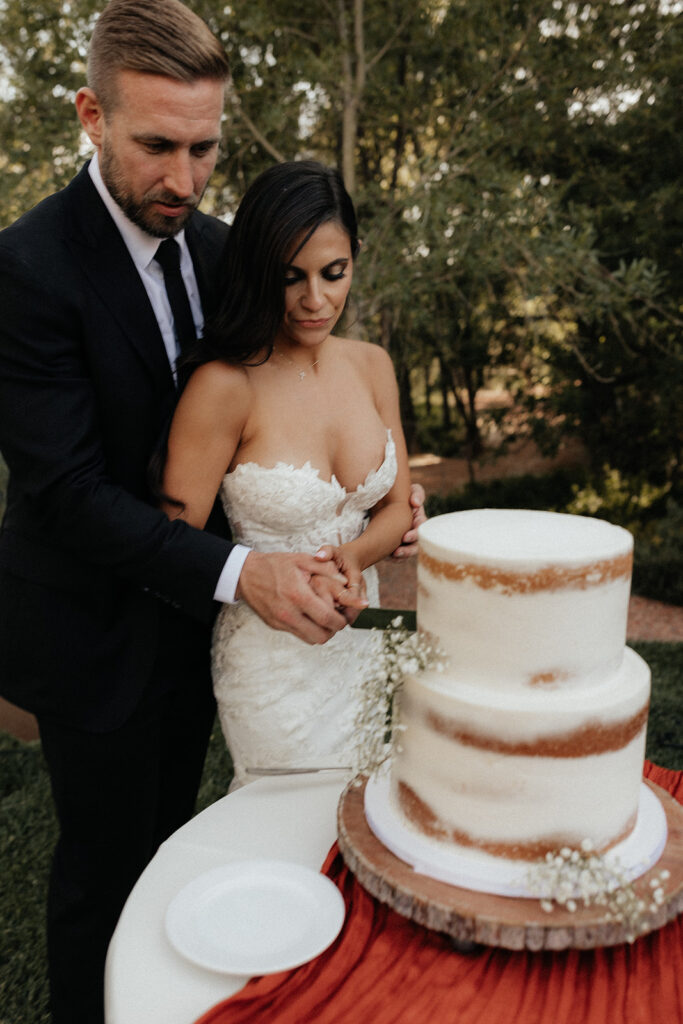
left=213, top=544, right=251, bottom=604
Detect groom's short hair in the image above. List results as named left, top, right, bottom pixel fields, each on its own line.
left=87, top=0, right=230, bottom=114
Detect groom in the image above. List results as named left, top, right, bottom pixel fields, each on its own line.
left=0, top=1, right=423, bottom=1021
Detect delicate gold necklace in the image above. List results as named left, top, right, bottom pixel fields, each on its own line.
left=274, top=347, right=321, bottom=381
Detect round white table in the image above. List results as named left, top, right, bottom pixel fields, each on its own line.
left=104, top=771, right=349, bottom=1024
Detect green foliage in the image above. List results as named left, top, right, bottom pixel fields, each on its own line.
left=633, top=501, right=683, bottom=607
left=565, top=466, right=671, bottom=530
left=195, top=714, right=233, bottom=810
left=425, top=468, right=584, bottom=519
left=633, top=641, right=683, bottom=774
left=414, top=405, right=466, bottom=458
left=0, top=0, right=99, bottom=227
left=0, top=737, right=53, bottom=1024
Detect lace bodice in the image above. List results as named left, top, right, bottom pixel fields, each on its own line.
left=212, top=430, right=396, bottom=789
left=218, top=430, right=397, bottom=554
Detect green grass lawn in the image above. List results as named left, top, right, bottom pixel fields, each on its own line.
left=0, top=640, right=680, bottom=1024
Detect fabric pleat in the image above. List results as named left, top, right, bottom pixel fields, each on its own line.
left=195, top=761, right=682, bottom=1024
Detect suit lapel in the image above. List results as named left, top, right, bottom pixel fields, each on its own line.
left=64, top=167, right=175, bottom=391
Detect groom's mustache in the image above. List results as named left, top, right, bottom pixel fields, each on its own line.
left=147, top=188, right=200, bottom=209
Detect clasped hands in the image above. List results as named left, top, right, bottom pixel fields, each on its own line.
left=236, top=484, right=426, bottom=645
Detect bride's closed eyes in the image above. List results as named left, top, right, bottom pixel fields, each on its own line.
left=283, top=259, right=349, bottom=286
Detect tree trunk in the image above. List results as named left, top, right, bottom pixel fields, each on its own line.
left=438, top=356, right=452, bottom=429
left=338, top=0, right=366, bottom=195
left=397, top=360, right=418, bottom=453
left=424, top=363, right=432, bottom=416
left=449, top=366, right=482, bottom=484
left=382, top=308, right=418, bottom=452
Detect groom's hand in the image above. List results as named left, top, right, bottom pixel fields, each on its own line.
left=392, top=482, right=426, bottom=558
left=236, top=551, right=358, bottom=644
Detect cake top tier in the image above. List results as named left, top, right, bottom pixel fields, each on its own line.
left=419, top=509, right=632, bottom=570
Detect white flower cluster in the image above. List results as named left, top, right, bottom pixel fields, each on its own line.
left=526, top=839, right=671, bottom=942
left=351, top=616, right=444, bottom=777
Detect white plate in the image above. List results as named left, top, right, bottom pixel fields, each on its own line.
left=165, top=859, right=345, bottom=975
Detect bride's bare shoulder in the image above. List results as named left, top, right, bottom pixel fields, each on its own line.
left=177, top=359, right=253, bottom=427
left=183, top=359, right=251, bottom=400
left=334, top=337, right=392, bottom=375
left=187, top=358, right=249, bottom=387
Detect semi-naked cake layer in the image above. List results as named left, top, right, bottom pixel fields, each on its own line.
left=390, top=509, right=651, bottom=860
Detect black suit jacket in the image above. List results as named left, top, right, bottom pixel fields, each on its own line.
left=0, top=164, right=232, bottom=730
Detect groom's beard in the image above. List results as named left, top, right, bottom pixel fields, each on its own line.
left=100, top=142, right=202, bottom=239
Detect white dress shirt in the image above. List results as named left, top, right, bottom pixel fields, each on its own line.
left=88, top=154, right=249, bottom=603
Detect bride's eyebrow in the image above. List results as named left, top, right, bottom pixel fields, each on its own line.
left=284, top=257, right=350, bottom=274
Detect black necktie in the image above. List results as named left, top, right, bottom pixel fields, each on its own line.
left=154, top=238, right=197, bottom=357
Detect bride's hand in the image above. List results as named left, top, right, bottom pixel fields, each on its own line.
left=313, top=546, right=368, bottom=625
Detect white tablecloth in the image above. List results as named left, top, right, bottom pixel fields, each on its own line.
left=104, top=772, right=349, bottom=1024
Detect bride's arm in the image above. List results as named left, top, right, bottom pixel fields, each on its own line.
left=162, top=360, right=250, bottom=528
left=316, top=344, right=413, bottom=589
left=163, top=360, right=364, bottom=642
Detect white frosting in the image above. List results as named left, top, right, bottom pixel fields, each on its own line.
left=419, top=572, right=630, bottom=693
left=418, top=508, right=633, bottom=691
left=366, top=776, right=667, bottom=898
left=389, top=509, right=651, bottom=861
left=404, top=646, right=649, bottom=745
left=393, top=649, right=649, bottom=850
left=419, top=508, right=633, bottom=568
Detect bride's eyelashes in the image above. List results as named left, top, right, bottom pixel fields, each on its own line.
left=323, top=263, right=349, bottom=281
left=283, top=260, right=349, bottom=286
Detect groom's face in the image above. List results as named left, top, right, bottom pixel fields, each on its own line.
left=81, top=69, right=224, bottom=238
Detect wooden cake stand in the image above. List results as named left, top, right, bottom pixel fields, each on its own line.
left=337, top=776, right=683, bottom=951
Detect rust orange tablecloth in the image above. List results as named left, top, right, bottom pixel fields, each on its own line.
left=196, top=762, right=683, bottom=1024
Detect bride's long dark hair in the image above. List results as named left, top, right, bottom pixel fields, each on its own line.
left=192, top=159, right=360, bottom=369
left=150, top=160, right=359, bottom=501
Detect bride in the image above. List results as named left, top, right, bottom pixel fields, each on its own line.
left=162, top=161, right=413, bottom=787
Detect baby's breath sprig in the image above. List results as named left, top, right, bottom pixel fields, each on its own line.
left=526, top=839, right=671, bottom=942
left=352, top=616, right=444, bottom=777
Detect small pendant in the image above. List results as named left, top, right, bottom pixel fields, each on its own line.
left=298, top=369, right=306, bottom=381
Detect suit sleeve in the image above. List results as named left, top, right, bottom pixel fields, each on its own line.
left=0, top=242, right=232, bottom=621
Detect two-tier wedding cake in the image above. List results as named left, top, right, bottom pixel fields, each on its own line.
left=364, top=509, right=663, bottom=896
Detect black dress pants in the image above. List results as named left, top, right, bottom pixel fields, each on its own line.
left=37, top=622, right=216, bottom=1024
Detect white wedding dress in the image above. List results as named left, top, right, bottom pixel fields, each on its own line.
left=212, top=431, right=397, bottom=789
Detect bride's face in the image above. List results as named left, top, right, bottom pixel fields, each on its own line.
left=277, top=221, right=353, bottom=350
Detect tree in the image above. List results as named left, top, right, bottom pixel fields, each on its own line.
left=0, top=0, right=680, bottom=491
left=0, top=0, right=98, bottom=226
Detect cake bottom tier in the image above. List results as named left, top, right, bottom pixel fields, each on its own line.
left=391, top=648, right=650, bottom=859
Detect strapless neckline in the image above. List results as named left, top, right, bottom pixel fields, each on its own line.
left=225, top=429, right=394, bottom=497
left=217, top=427, right=397, bottom=555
